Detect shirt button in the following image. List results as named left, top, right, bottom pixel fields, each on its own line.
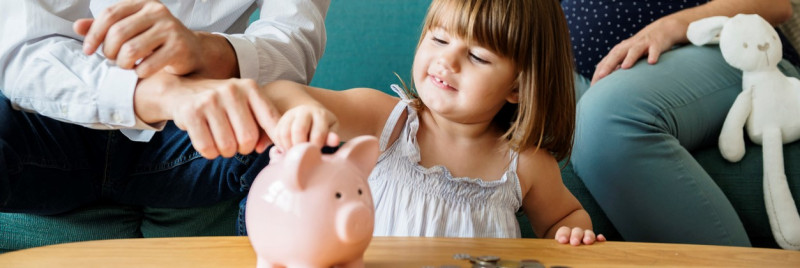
left=112, top=112, right=123, bottom=123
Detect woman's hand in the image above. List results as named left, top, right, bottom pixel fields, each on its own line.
left=591, top=17, right=689, bottom=85
left=273, top=104, right=340, bottom=152
left=555, top=226, right=606, bottom=246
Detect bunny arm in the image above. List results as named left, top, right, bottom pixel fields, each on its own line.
left=718, top=87, right=752, bottom=162
left=761, top=127, right=800, bottom=250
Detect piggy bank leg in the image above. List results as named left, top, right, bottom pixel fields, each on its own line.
left=256, top=257, right=283, bottom=268
left=338, top=257, right=365, bottom=268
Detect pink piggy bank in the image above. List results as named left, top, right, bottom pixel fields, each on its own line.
left=246, top=136, right=379, bottom=268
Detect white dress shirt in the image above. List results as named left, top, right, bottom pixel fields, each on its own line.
left=0, top=0, right=329, bottom=141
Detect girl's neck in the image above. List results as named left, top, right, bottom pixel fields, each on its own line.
left=418, top=108, right=501, bottom=142
left=415, top=109, right=510, bottom=180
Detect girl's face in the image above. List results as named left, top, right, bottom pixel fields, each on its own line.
left=413, top=27, right=518, bottom=124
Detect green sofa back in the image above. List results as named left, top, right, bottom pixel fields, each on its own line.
left=310, top=0, right=429, bottom=93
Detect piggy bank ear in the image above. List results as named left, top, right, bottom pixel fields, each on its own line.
left=336, top=136, right=380, bottom=176
left=687, top=16, right=729, bottom=46
left=282, top=143, right=322, bottom=191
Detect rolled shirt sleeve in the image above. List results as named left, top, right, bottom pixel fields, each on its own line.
left=0, top=1, right=163, bottom=142
left=220, top=0, right=329, bottom=85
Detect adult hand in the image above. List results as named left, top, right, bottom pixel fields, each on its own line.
left=273, top=104, right=340, bottom=152
left=73, top=0, right=206, bottom=78
left=591, top=18, right=688, bottom=85
left=136, top=74, right=280, bottom=159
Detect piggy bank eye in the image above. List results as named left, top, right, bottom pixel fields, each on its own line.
left=335, top=192, right=342, bottom=199
left=358, top=188, right=363, bottom=195
left=743, top=42, right=748, bottom=48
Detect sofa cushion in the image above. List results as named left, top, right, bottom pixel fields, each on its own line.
left=0, top=196, right=241, bottom=253
left=694, top=140, right=800, bottom=248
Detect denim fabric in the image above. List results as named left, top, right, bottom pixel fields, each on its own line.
left=571, top=45, right=800, bottom=247
left=237, top=196, right=248, bottom=236
left=0, top=94, right=270, bottom=215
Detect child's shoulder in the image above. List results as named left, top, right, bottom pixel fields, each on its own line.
left=516, top=146, right=558, bottom=171
left=515, top=146, right=561, bottom=192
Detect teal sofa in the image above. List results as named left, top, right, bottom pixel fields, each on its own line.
left=2, top=0, right=798, bottom=253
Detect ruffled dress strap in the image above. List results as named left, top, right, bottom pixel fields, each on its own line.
left=378, top=85, right=420, bottom=155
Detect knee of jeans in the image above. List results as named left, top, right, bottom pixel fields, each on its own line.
left=572, top=84, right=658, bottom=173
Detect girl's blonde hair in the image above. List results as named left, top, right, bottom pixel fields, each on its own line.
left=402, top=0, right=576, bottom=161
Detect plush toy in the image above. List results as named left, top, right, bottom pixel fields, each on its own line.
left=687, top=14, right=800, bottom=250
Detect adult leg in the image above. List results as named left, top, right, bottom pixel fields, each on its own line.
left=0, top=94, right=106, bottom=215
left=106, top=122, right=270, bottom=208
left=571, top=45, right=751, bottom=246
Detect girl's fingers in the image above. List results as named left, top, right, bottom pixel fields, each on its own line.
left=326, top=132, right=340, bottom=148
left=274, top=114, right=293, bottom=151
left=290, top=112, right=313, bottom=147
left=554, top=226, right=571, bottom=244
left=570, top=227, right=584, bottom=246
left=309, top=111, right=329, bottom=148
left=583, top=229, right=597, bottom=245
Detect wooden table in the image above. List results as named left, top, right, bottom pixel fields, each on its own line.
left=1, top=236, right=798, bottom=267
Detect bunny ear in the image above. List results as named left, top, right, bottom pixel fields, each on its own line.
left=687, top=16, right=730, bottom=46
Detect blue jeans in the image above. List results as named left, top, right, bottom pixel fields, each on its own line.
left=571, top=45, right=800, bottom=246
left=0, top=94, right=270, bottom=215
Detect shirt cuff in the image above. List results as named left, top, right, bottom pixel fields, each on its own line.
left=97, top=66, right=166, bottom=142
left=217, top=33, right=259, bottom=81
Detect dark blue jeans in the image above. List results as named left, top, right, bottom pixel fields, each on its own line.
left=0, top=94, right=270, bottom=215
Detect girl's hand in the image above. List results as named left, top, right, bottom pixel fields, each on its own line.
left=273, top=104, right=340, bottom=151
left=555, top=226, right=606, bottom=246
left=591, top=17, right=688, bottom=85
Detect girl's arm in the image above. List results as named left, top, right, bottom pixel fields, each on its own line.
left=518, top=149, right=604, bottom=245
left=592, top=0, right=793, bottom=84
left=261, top=80, right=399, bottom=149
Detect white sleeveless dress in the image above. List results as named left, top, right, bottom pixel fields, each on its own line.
left=369, top=85, right=524, bottom=238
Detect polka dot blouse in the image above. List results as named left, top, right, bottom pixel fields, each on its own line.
left=561, top=0, right=707, bottom=79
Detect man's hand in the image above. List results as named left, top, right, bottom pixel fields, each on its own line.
left=136, top=73, right=280, bottom=159
left=74, top=0, right=235, bottom=78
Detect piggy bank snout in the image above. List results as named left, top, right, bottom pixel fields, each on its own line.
left=335, top=202, right=374, bottom=244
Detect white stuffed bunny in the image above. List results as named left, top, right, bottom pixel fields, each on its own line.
left=687, top=14, right=800, bottom=250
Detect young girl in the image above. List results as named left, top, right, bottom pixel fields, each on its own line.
left=262, top=0, right=604, bottom=245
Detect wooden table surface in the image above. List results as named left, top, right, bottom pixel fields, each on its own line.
left=1, top=236, right=798, bottom=267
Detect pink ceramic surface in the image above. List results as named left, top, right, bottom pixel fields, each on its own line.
left=246, top=136, right=379, bottom=268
